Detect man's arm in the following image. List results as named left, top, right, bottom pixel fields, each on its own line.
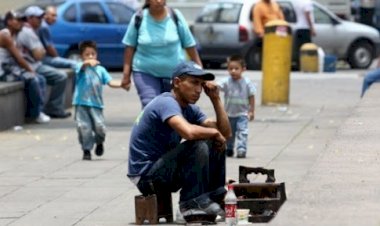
left=40, top=26, right=58, bottom=57
left=45, top=44, right=58, bottom=57
left=253, top=5, right=264, bottom=37
left=305, top=11, right=316, bottom=36
left=167, top=115, right=224, bottom=142
left=31, top=46, right=46, bottom=61
left=201, top=82, right=232, bottom=139
left=3, top=34, right=34, bottom=73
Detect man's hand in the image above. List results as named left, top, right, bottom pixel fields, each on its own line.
left=311, top=27, right=316, bottom=37
left=203, top=82, right=220, bottom=100
left=213, top=132, right=226, bottom=152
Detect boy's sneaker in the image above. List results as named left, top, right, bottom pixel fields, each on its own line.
left=35, top=112, right=50, bottom=124
left=95, top=143, right=104, bottom=156
left=236, top=151, right=246, bottom=158
left=83, top=150, right=91, bottom=160
left=226, top=149, right=234, bottom=157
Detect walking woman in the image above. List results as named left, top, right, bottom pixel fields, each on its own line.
left=121, top=0, right=202, bottom=108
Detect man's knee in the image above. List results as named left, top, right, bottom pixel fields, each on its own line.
left=56, top=70, right=68, bottom=82
left=183, top=140, right=209, bottom=159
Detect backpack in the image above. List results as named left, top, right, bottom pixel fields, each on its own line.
left=133, top=7, right=184, bottom=47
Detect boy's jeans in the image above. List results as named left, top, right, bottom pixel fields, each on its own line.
left=136, top=140, right=226, bottom=204
left=361, top=68, right=380, bottom=97
left=227, top=116, right=249, bottom=153
left=75, top=106, right=106, bottom=151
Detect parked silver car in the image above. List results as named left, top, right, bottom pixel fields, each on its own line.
left=192, top=0, right=380, bottom=69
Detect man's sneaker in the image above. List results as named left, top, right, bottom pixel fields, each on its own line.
left=226, top=149, right=234, bottom=157
left=180, top=197, right=225, bottom=217
left=236, top=151, right=246, bottom=158
left=83, top=150, right=91, bottom=160
left=95, top=143, right=104, bottom=156
left=35, top=112, right=50, bottom=124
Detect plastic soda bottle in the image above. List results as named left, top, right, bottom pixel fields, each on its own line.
left=225, top=184, right=237, bottom=225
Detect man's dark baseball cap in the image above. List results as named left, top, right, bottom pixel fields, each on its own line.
left=172, top=61, right=215, bottom=81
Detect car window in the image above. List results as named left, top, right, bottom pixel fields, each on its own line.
left=106, top=2, right=134, bottom=24
left=196, top=3, right=242, bottom=23
left=63, top=4, right=76, bottom=22
left=218, top=3, right=241, bottom=23
left=80, top=2, right=108, bottom=23
left=278, top=2, right=296, bottom=23
left=314, top=5, right=332, bottom=24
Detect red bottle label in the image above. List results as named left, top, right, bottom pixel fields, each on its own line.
left=225, top=204, right=236, bottom=218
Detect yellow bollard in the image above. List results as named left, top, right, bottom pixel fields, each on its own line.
left=262, top=20, right=292, bottom=105
left=300, top=43, right=318, bottom=73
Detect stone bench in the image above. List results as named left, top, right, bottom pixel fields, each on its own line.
left=0, top=69, right=74, bottom=131
left=0, top=81, right=25, bottom=131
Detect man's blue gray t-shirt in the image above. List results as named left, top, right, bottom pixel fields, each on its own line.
left=128, top=92, right=207, bottom=178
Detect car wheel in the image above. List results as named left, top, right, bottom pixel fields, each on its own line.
left=347, top=41, right=373, bottom=69
left=66, top=50, right=81, bottom=62
left=245, top=47, right=261, bottom=70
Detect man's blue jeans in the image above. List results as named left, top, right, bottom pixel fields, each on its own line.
left=361, top=68, right=380, bottom=97
left=227, top=116, right=249, bottom=153
left=136, top=140, right=226, bottom=204
left=24, top=74, right=46, bottom=118
left=36, top=64, right=68, bottom=115
left=0, top=72, right=46, bottom=119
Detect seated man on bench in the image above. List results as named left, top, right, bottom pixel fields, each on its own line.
left=127, top=61, right=231, bottom=222
left=0, top=10, right=49, bottom=124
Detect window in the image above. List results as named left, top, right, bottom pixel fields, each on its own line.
left=218, top=3, right=241, bottom=23
left=314, top=5, right=332, bottom=24
left=196, top=3, right=242, bottom=23
left=63, top=4, right=76, bottom=22
left=80, top=2, right=108, bottom=23
left=106, top=2, right=134, bottom=24
left=196, top=3, right=220, bottom=23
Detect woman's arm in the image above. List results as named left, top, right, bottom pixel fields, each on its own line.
left=185, top=46, right=202, bottom=67
left=121, top=46, right=135, bottom=91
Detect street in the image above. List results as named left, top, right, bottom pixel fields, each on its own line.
left=0, top=69, right=367, bottom=225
